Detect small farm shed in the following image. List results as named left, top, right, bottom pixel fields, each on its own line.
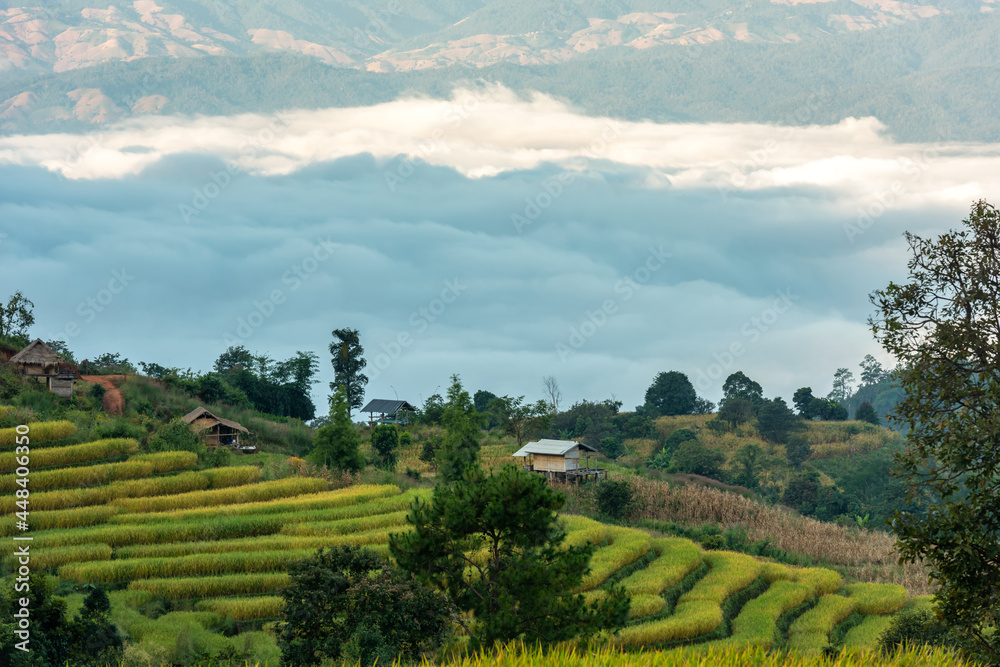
left=9, top=339, right=76, bottom=398
left=359, top=399, right=416, bottom=427
left=182, top=407, right=255, bottom=453
left=512, top=439, right=606, bottom=483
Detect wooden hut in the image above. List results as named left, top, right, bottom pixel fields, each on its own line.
left=359, top=399, right=416, bottom=427
left=9, top=339, right=76, bottom=398
left=181, top=407, right=255, bottom=453
left=512, top=439, right=605, bottom=483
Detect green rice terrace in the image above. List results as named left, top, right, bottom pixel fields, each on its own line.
left=0, top=413, right=939, bottom=665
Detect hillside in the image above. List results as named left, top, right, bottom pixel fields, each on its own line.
left=1, top=1, right=998, bottom=140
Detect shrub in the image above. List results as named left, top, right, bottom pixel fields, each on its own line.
left=595, top=480, right=634, bottom=519
left=669, top=439, right=725, bottom=480
left=878, top=608, right=962, bottom=653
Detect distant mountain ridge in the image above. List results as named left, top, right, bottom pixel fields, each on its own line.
left=1, top=0, right=998, bottom=139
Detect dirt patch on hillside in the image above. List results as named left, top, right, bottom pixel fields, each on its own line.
left=80, top=375, right=125, bottom=415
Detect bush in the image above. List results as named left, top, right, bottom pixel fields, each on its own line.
left=878, top=608, right=962, bottom=653
left=90, top=383, right=106, bottom=401
left=596, top=480, right=634, bottom=519
left=668, top=439, right=725, bottom=480
left=371, top=424, right=399, bottom=471
left=96, top=417, right=146, bottom=441
left=599, top=436, right=625, bottom=459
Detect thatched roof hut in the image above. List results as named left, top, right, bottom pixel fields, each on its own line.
left=9, top=339, right=76, bottom=398
left=182, top=407, right=253, bottom=451
left=10, top=339, right=66, bottom=376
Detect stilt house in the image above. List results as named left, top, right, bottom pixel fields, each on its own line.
left=512, top=439, right=606, bottom=483
left=9, top=339, right=76, bottom=398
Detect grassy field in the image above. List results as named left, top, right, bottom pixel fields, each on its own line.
left=0, top=414, right=932, bottom=666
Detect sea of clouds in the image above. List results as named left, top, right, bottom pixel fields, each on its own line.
left=2, top=86, right=997, bottom=410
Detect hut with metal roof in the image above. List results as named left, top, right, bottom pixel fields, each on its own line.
left=182, top=407, right=255, bottom=452
left=359, top=399, right=416, bottom=427
left=512, top=438, right=605, bottom=483
left=9, top=339, right=76, bottom=398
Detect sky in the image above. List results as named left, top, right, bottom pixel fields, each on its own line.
left=2, top=87, right=998, bottom=414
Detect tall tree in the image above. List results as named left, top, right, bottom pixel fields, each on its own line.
left=436, top=375, right=483, bottom=482
left=859, top=354, right=887, bottom=386
left=644, top=371, right=697, bottom=416
left=0, top=291, right=34, bottom=340
left=792, top=387, right=815, bottom=417
left=855, top=401, right=880, bottom=426
left=721, top=371, right=764, bottom=406
left=871, top=200, right=1000, bottom=661
left=329, top=328, right=368, bottom=413
left=542, top=376, right=562, bottom=414
left=389, top=465, right=630, bottom=649
left=370, top=424, right=400, bottom=471
left=756, top=397, right=801, bottom=443
left=214, top=345, right=256, bottom=373
left=827, top=367, right=855, bottom=403
left=489, top=395, right=550, bottom=448
left=309, top=386, right=364, bottom=473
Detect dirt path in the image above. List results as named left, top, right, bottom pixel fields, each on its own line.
left=80, top=375, right=125, bottom=415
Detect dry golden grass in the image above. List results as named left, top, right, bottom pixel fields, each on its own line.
left=627, top=476, right=931, bottom=594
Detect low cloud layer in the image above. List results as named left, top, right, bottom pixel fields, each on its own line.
left=1, top=88, right=995, bottom=411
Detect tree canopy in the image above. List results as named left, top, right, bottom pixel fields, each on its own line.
left=389, top=465, right=629, bottom=649
left=644, top=370, right=697, bottom=416
left=871, top=200, right=1000, bottom=661
left=309, top=385, right=364, bottom=473
left=329, top=328, right=368, bottom=413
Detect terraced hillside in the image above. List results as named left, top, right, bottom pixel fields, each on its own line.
left=0, top=420, right=931, bottom=662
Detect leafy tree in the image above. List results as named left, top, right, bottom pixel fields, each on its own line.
left=827, top=367, right=855, bottom=403
left=419, top=434, right=443, bottom=469
left=718, top=396, right=756, bottom=429
left=733, top=444, right=764, bottom=489
left=781, top=470, right=821, bottom=512
left=669, top=439, right=725, bottom=479
left=809, top=397, right=848, bottom=421
left=66, top=588, right=123, bottom=666
left=418, top=393, right=446, bottom=425
left=785, top=434, right=812, bottom=469
left=214, top=345, right=256, bottom=373
left=662, top=428, right=698, bottom=452
left=277, top=546, right=452, bottom=666
left=473, top=389, right=498, bottom=414
left=389, top=465, right=630, bottom=649
left=644, top=370, right=697, bottom=416
left=756, top=397, right=801, bottom=443
left=596, top=480, right=634, bottom=519
left=489, top=395, right=550, bottom=448
left=722, top=371, right=764, bottom=405
left=0, top=573, right=69, bottom=666
left=620, top=413, right=657, bottom=440
left=855, top=401, right=880, bottom=425
left=599, top=436, right=624, bottom=459
left=542, top=375, right=562, bottom=414
left=793, top=387, right=815, bottom=417
left=329, top=328, right=368, bottom=414
left=436, top=375, right=483, bottom=482
left=370, top=424, right=399, bottom=470
left=0, top=291, right=35, bottom=340
left=870, top=201, right=1000, bottom=660
left=692, top=396, right=716, bottom=414
left=859, top=354, right=887, bottom=387
left=309, top=386, right=364, bottom=473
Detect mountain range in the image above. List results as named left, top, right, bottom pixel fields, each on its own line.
left=1, top=0, right=998, bottom=139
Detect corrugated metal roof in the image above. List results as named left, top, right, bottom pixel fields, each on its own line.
left=512, top=439, right=599, bottom=457
left=360, top=399, right=416, bottom=414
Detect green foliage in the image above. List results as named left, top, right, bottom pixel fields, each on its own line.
left=90, top=383, right=106, bottom=401
left=828, top=368, right=855, bottom=403
left=309, top=386, right=364, bottom=473
left=599, top=436, right=625, bottom=460
left=732, top=444, right=763, bottom=490
left=809, top=397, right=848, bottom=421
left=276, top=546, right=452, bottom=666
left=370, top=424, right=399, bottom=470
left=0, top=291, right=35, bottom=339
left=473, top=389, right=497, bottom=414
left=595, top=480, right=634, bottom=519
left=872, top=201, right=1000, bottom=661
left=418, top=393, right=446, bottom=425
left=488, top=395, right=550, bottom=448
left=722, top=371, right=764, bottom=405
left=329, top=328, right=368, bottom=413
left=621, top=413, right=657, bottom=440
left=0, top=573, right=68, bottom=667
left=435, top=375, right=482, bottom=482
left=878, top=608, right=963, bottom=654
left=390, top=465, right=630, bottom=649
left=644, top=371, right=697, bottom=416
left=793, top=387, right=815, bottom=417
left=785, top=435, right=812, bottom=470
left=756, top=397, right=802, bottom=444
left=719, top=397, right=756, bottom=429
left=855, top=401, right=880, bottom=425
left=668, top=438, right=725, bottom=480
left=66, top=587, right=123, bottom=666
